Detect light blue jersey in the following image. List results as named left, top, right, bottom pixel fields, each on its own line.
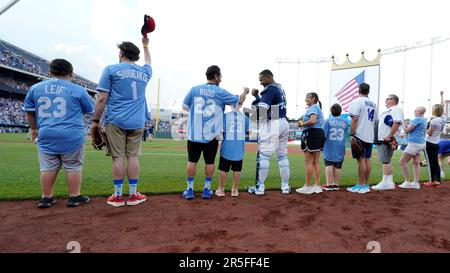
left=408, top=117, right=427, bottom=144
left=24, top=79, right=94, bottom=154
left=323, top=116, right=348, bottom=162
left=221, top=111, right=250, bottom=161
left=97, top=63, right=152, bottom=130
left=303, top=104, right=324, bottom=130
left=183, top=83, right=239, bottom=143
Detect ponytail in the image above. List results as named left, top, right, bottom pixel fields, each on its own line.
left=317, top=100, right=322, bottom=110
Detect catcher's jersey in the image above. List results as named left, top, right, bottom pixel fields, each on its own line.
left=323, top=116, right=348, bottom=162
left=24, top=79, right=94, bottom=154
left=258, top=83, right=287, bottom=121
left=97, top=63, right=152, bottom=130
left=349, top=96, right=378, bottom=143
left=183, top=83, right=239, bottom=143
left=221, top=111, right=250, bottom=161
left=378, top=105, right=404, bottom=141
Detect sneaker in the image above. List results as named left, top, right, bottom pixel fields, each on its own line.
left=215, top=188, right=225, bottom=197
left=67, top=196, right=90, bottom=208
left=231, top=189, right=239, bottom=198
left=372, top=181, right=396, bottom=191
left=107, top=194, right=126, bottom=207
left=399, top=182, right=412, bottom=189
left=322, top=185, right=335, bottom=191
left=38, top=197, right=56, bottom=209
left=358, top=185, right=371, bottom=194
left=347, top=185, right=361, bottom=193
left=332, top=184, right=340, bottom=191
left=296, top=186, right=315, bottom=195
left=255, top=184, right=265, bottom=196
left=201, top=188, right=213, bottom=199
left=247, top=186, right=257, bottom=194
left=183, top=189, right=195, bottom=200
left=410, top=182, right=421, bottom=190
left=281, top=184, right=291, bottom=195
left=423, top=182, right=438, bottom=188
left=127, top=192, right=147, bottom=206
left=313, top=186, right=323, bottom=194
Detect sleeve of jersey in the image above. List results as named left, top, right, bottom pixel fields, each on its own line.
left=182, top=89, right=193, bottom=110
left=97, top=67, right=112, bottom=93
left=410, top=118, right=420, bottom=127
left=348, top=101, right=360, bottom=118
left=143, top=64, right=153, bottom=81
left=322, top=120, right=329, bottom=137
left=393, top=108, right=404, bottom=123
left=23, top=87, right=36, bottom=112
left=220, top=89, right=239, bottom=106
left=307, top=106, right=319, bottom=118
left=258, top=88, right=275, bottom=109
left=80, top=89, right=95, bottom=114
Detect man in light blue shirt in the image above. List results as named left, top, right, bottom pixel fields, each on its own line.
left=399, top=106, right=427, bottom=189
left=215, top=107, right=250, bottom=197
left=92, top=38, right=152, bottom=208
left=182, top=65, right=249, bottom=200
left=24, top=59, right=94, bottom=209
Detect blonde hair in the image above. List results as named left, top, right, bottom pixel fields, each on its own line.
left=432, top=104, right=444, bottom=117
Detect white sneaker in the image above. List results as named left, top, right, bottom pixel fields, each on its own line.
left=255, top=184, right=265, bottom=196
left=372, top=181, right=396, bottom=191
left=281, top=184, right=291, bottom=195
left=410, top=182, right=421, bottom=190
left=312, top=186, right=323, bottom=194
left=296, top=186, right=315, bottom=195
left=399, top=182, right=412, bottom=189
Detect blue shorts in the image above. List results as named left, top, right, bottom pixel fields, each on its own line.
left=438, top=140, right=450, bottom=155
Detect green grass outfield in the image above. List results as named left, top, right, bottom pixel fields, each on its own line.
left=0, top=133, right=430, bottom=200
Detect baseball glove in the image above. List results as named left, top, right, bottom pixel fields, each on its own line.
left=91, top=126, right=109, bottom=151
left=350, top=136, right=363, bottom=155
left=388, top=138, right=398, bottom=151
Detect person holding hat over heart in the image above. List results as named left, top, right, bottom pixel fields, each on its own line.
left=372, top=94, right=404, bottom=191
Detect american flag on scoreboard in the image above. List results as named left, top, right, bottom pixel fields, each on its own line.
left=335, top=71, right=366, bottom=112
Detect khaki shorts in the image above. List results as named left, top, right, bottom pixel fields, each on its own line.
left=105, top=124, right=144, bottom=158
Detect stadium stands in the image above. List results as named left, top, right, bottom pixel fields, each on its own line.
left=0, top=39, right=97, bottom=91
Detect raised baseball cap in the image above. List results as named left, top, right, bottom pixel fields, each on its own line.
left=141, top=14, right=156, bottom=38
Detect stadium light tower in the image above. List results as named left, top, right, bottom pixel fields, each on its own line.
left=0, top=0, right=20, bottom=16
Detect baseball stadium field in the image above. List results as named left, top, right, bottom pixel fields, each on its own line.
left=1, top=133, right=450, bottom=253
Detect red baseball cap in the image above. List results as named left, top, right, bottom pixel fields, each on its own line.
left=141, top=14, right=156, bottom=38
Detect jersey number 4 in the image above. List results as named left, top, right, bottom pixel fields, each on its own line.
left=368, top=108, right=375, bottom=122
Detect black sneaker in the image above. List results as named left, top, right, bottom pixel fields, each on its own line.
left=38, top=197, right=56, bottom=209
left=67, top=196, right=91, bottom=208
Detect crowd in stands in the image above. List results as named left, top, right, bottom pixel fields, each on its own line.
left=1, top=40, right=97, bottom=90
left=0, top=76, right=32, bottom=93
left=0, top=97, right=27, bottom=126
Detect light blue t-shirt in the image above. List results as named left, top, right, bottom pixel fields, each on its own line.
left=408, top=117, right=427, bottom=144
left=183, top=83, right=239, bottom=143
left=24, top=79, right=95, bottom=154
left=221, top=111, right=250, bottom=161
left=303, top=104, right=324, bottom=130
left=97, top=63, right=152, bottom=130
left=323, top=116, right=348, bottom=162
